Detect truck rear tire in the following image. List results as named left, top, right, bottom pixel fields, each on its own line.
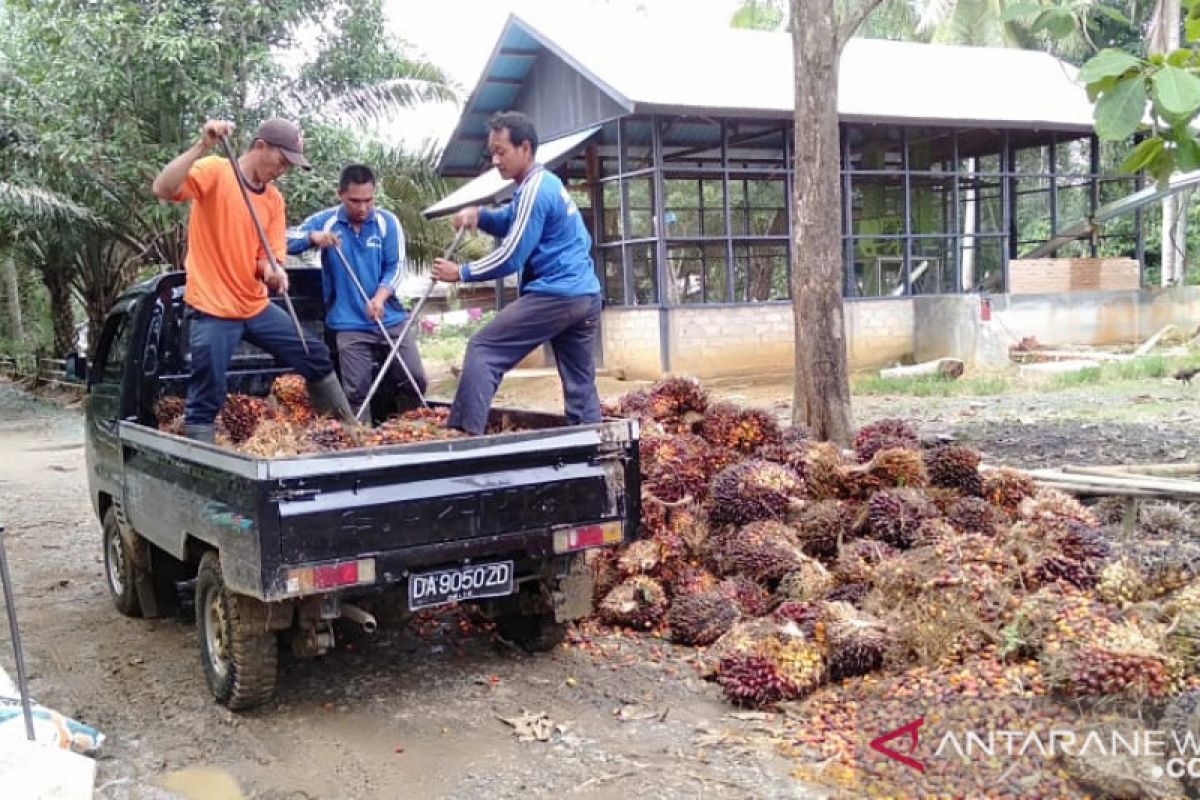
left=195, top=552, right=278, bottom=710
left=102, top=508, right=141, bottom=617
left=496, top=613, right=568, bottom=652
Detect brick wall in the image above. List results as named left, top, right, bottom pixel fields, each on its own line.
left=601, top=308, right=663, bottom=379
left=669, top=305, right=794, bottom=376
left=1008, top=258, right=1139, bottom=294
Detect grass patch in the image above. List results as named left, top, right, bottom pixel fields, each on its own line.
left=853, top=373, right=1012, bottom=397
left=418, top=311, right=495, bottom=364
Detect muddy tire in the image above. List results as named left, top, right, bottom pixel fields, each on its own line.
left=102, top=508, right=141, bottom=617
left=496, top=613, right=568, bottom=652
left=195, top=551, right=278, bottom=710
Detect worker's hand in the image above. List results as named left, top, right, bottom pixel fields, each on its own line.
left=366, top=295, right=386, bottom=322
left=201, top=119, right=235, bottom=149
left=309, top=230, right=340, bottom=250
left=451, top=207, right=479, bottom=232
left=431, top=258, right=462, bottom=283
left=263, top=264, right=290, bottom=294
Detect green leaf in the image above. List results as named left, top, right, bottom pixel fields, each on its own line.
left=1119, top=137, right=1164, bottom=173
left=1176, top=136, right=1200, bottom=172
left=1151, top=149, right=1177, bottom=186
left=1167, top=49, right=1195, bottom=68
left=1095, top=77, right=1147, bottom=140
left=1001, top=2, right=1043, bottom=22
left=1079, top=49, right=1144, bottom=85
left=1091, top=5, right=1132, bottom=26
left=1032, top=8, right=1077, bottom=38
left=1152, top=65, right=1200, bottom=117
left=1187, top=18, right=1200, bottom=43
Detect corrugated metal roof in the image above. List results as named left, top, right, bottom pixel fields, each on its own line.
left=438, top=13, right=1097, bottom=175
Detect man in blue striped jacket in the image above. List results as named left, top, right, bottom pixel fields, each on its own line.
left=288, top=164, right=427, bottom=414
left=432, top=111, right=603, bottom=435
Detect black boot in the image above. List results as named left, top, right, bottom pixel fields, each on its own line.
left=307, top=373, right=363, bottom=427
left=184, top=423, right=216, bottom=444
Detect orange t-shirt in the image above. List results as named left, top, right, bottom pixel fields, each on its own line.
left=175, top=156, right=286, bottom=319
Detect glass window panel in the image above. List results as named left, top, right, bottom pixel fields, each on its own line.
left=726, top=125, right=786, bottom=168
left=852, top=238, right=904, bottom=297
left=620, top=118, right=654, bottom=172
left=849, top=129, right=904, bottom=172
left=1056, top=138, right=1092, bottom=176
left=705, top=246, right=730, bottom=303
left=1013, top=145, right=1049, bottom=175
left=959, top=176, right=1004, bottom=235
left=1014, top=177, right=1051, bottom=250
left=733, top=243, right=788, bottom=302
left=628, top=244, right=658, bottom=305
left=907, top=127, right=957, bottom=172
left=910, top=175, right=953, bottom=236
left=911, top=238, right=958, bottom=295
left=1057, top=182, right=1091, bottom=232
left=625, top=178, right=655, bottom=239
left=600, top=247, right=624, bottom=305
left=961, top=236, right=1005, bottom=292
left=667, top=244, right=727, bottom=304
left=663, top=177, right=725, bottom=237
left=851, top=175, right=904, bottom=236
left=601, top=181, right=622, bottom=242
left=731, top=178, right=786, bottom=236
left=976, top=154, right=1002, bottom=174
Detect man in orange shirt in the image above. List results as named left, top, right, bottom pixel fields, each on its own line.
left=153, top=118, right=355, bottom=443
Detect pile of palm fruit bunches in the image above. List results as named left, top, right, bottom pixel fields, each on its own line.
left=589, top=377, right=1200, bottom=798
left=153, top=374, right=462, bottom=457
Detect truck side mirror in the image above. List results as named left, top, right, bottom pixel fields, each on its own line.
left=64, top=352, right=88, bottom=382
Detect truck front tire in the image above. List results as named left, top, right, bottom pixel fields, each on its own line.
left=103, top=508, right=141, bottom=617
left=195, top=551, right=278, bottom=710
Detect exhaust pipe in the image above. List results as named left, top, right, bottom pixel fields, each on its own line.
left=340, top=603, right=378, bottom=634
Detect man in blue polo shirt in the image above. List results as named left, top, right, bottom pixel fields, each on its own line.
left=431, top=111, right=602, bottom=435
left=287, top=163, right=427, bottom=414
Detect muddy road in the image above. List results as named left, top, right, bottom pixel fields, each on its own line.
left=1, top=371, right=1197, bottom=799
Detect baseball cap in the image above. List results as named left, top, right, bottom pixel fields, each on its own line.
left=253, top=118, right=312, bottom=170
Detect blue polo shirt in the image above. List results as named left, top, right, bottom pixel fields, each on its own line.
left=287, top=206, right=407, bottom=332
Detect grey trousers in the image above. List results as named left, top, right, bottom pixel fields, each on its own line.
left=335, top=324, right=428, bottom=411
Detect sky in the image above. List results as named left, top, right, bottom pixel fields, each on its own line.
left=378, top=0, right=749, bottom=147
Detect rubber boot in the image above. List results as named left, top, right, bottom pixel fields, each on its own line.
left=307, top=372, right=364, bottom=427
left=184, top=423, right=216, bottom=444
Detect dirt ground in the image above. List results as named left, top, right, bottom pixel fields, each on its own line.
left=1, top=370, right=1198, bottom=799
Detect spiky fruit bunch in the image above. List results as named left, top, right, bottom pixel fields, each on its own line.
left=719, top=575, right=773, bottom=617
left=947, top=496, right=1004, bottom=536
left=716, top=652, right=798, bottom=708
left=270, top=374, right=313, bottom=422
left=1018, top=488, right=1098, bottom=530
left=1066, top=646, right=1171, bottom=700
left=853, top=418, right=918, bottom=463
left=641, top=434, right=718, bottom=503
left=923, top=445, right=983, bottom=496
left=1162, top=690, right=1200, bottom=758
left=776, top=558, right=835, bottom=604
left=669, top=565, right=720, bottom=597
left=1123, top=539, right=1200, bottom=596
left=981, top=468, right=1037, bottom=516
left=801, top=442, right=848, bottom=501
left=645, top=377, right=708, bottom=425
left=663, top=503, right=708, bottom=559
left=1017, top=519, right=1110, bottom=591
left=699, top=405, right=782, bottom=454
left=668, top=590, right=740, bottom=645
left=711, top=520, right=806, bottom=582
left=708, top=459, right=803, bottom=526
left=824, top=582, right=869, bottom=607
left=598, top=576, right=668, bottom=629
left=614, top=390, right=652, bottom=419
left=154, top=396, right=186, bottom=429
left=305, top=418, right=356, bottom=452
left=617, top=539, right=662, bottom=576
left=1140, top=502, right=1197, bottom=538
left=774, top=601, right=821, bottom=633
left=759, top=638, right=826, bottom=697
left=834, top=539, right=899, bottom=586
left=218, top=394, right=270, bottom=444
left=866, top=488, right=939, bottom=549
left=822, top=601, right=887, bottom=681
left=698, top=402, right=739, bottom=448
left=1166, top=579, right=1200, bottom=617
left=912, top=517, right=956, bottom=548
left=1028, top=555, right=1099, bottom=591
left=590, top=549, right=622, bottom=602
left=794, top=500, right=846, bottom=560
left=1166, top=612, right=1200, bottom=676
left=866, top=447, right=928, bottom=489
left=702, top=618, right=788, bottom=676
left=237, top=419, right=307, bottom=458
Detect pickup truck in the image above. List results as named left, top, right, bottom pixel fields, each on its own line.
left=77, top=270, right=639, bottom=710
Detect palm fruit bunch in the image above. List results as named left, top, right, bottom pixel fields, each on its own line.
left=640, top=433, right=717, bottom=503
left=1013, top=584, right=1117, bottom=660
left=824, top=582, right=868, bottom=607
left=774, top=600, right=821, bottom=633
left=1161, top=690, right=1200, bottom=795
left=793, top=500, right=847, bottom=560
left=1064, top=628, right=1171, bottom=700
left=615, top=389, right=651, bottom=420
left=866, top=487, right=939, bottom=549
left=639, top=488, right=668, bottom=540
left=1123, top=538, right=1200, bottom=596
left=1018, top=487, right=1098, bottom=531
left=270, top=374, right=313, bottom=422
left=707, top=458, right=803, bottom=526
left=822, top=601, right=887, bottom=681
left=852, top=418, right=918, bottom=463
left=757, top=423, right=808, bottom=465
left=1095, top=557, right=1151, bottom=606
left=699, top=403, right=782, bottom=454
left=801, top=441, right=849, bottom=501
left=718, top=575, right=773, bottom=617
left=598, top=575, right=668, bottom=630
left=217, top=394, right=271, bottom=444
left=912, top=517, right=956, bottom=548
left=922, top=445, right=983, bottom=496
left=834, top=538, right=899, bottom=586
left=698, top=401, right=741, bottom=448
left=238, top=418, right=307, bottom=459
left=716, top=651, right=798, bottom=708
left=616, top=538, right=661, bottom=576
left=305, top=418, right=356, bottom=452
left=663, top=502, right=708, bottom=560
left=368, top=413, right=462, bottom=445
left=864, top=447, right=928, bottom=489
left=758, top=637, right=826, bottom=697
left=667, top=589, right=740, bottom=645
left=590, top=549, right=622, bottom=602
left=981, top=467, right=1037, bottom=517
left=154, top=396, right=186, bottom=433
left=668, top=564, right=720, bottom=598
left=710, top=520, right=805, bottom=582
left=1165, top=611, right=1200, bottom=678
left=1140, top=502, right=1198, bottom=538
left=645, top=376, right=708, bottom=431
left=945, top=496, right=1004, bottom=536
left=1020, top=519, right=1110, bottom=591
left=776, top=558, right=835, bottom=603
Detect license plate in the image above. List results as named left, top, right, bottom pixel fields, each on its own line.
left=407, top=560, right=514, bottom=611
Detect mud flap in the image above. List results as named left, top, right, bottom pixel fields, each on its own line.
left=552, top=555, right=594, bottom=623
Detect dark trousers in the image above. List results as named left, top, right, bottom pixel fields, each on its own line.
left=448, top=292, right=602, bottom=435
left=185, top=304, right=333, bottom=426
left=335, top=325, right=428, bottom=411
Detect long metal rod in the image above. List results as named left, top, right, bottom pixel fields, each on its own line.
left=356, top=227, right=466, bottom=420
left=330, top=244, right=428, bottom=412
left=0, top=526, right=36, bottom=741
left=217, top=136, right=309, bottom=353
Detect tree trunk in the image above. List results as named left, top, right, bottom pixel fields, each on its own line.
left=2, top=251, right=23, bottom=341
left=789, top=0, right=853, bottom=444
left=1152, top=0, right=1184, bottom=286
left=40, top=267, right=75, bottom=357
